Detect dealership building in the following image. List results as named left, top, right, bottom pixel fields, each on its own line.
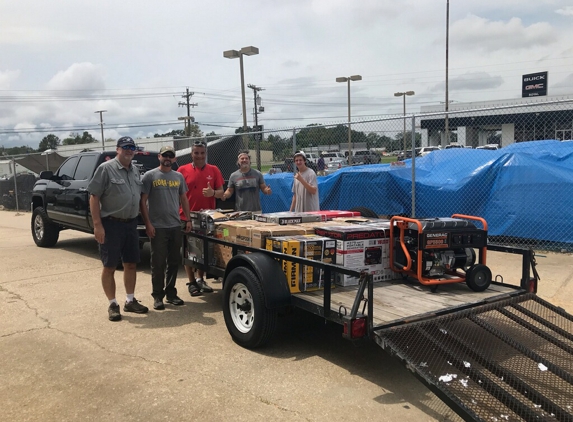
left=419, top=72, right=573, bottom=148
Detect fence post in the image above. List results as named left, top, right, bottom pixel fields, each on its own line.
left=292, top=128, right=297, bottom=154
left=12, top=159, right=19, bottom=212
left=411, top=114, right=416, bottom=218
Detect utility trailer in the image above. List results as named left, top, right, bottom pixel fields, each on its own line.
left=184, top=233, right=573, bottom=421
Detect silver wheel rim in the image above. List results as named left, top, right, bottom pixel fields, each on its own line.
left=34, top=214, right=44, bottom=240
left=229, top=282, right=254, bottom=334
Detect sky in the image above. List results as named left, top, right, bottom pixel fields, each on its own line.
left=1, top=0, right=572, bottom=149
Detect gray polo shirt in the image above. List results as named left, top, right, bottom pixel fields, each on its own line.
left=87, top=157, right=142, bottom=219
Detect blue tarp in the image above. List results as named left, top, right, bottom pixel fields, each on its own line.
left=260, top=140, right=573, bottom=245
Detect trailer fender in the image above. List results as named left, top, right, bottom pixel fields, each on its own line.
left=224, top=252, right=291, bottom=309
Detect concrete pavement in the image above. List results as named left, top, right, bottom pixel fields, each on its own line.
left=1, top=209, right=572, bottom=421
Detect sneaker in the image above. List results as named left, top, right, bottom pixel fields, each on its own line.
left=196, top=278, right=213, bottom=293
left=124, top=298, right=149, bottom=314
left=166, top=295, right=184, bottom=306
left=108, top=303, right=121, bottom=321
left=153, top=297, right=165, bottom=310
left=187, top=281, right=203, bottom=297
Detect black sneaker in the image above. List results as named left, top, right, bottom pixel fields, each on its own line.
left=196, top=278, right=213, bottom=293
left=166, top=295, right=184, bottom=306
left=153, top=298, right=165, bottom=310
left=124, top=298, right=149, bottom=314
left=187, top=281, right=203, bottom=297
left=108, top=303, right=121, bottom=321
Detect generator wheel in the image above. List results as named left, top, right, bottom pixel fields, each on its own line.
left=465, top=264, right=492, bottom=292
left=223, top=266, right=277, bottom=349
left=349, top=207, right=378, bottom=218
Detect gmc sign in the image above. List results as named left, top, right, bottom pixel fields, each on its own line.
left=522, top=71, right=547, bottom=97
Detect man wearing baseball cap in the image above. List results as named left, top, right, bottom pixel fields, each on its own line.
left=88, top=136, right=149, bottom=321
left=140, top=145, right=191, bottom=310
left=289, top=150, right=320, bottom=212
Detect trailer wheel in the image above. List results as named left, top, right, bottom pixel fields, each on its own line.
left=465, top=264, right=492, bottom=292
left=349, top=207, right=378, bottom=218
left=31, top=207, right=60, bottom=247
left=223, top=266, right=277, bottom=349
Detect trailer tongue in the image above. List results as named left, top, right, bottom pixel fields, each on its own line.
left=374, top=293, right=573, bottom=421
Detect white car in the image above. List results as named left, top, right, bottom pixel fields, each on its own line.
left=324, top=158, right=349, bottom=175
left=321, top=152, right=345, bottom=162
left=476, top=144, right=500, bottom=150
left=417, top=146, right=440, bottom=157
left=305, top=153, right=319, bottom=164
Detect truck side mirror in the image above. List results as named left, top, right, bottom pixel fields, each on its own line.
left=39, top=171, right=54, bottom=180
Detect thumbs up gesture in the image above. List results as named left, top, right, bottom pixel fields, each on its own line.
left=202, top=182, right=214, bottom=197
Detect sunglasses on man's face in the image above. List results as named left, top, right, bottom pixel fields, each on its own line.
left=121, top=145, right=136, bottom=151
left=161, top=153, right=175, bottom=158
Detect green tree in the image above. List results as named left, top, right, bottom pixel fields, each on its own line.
left=62, top=131, right=97, bottom=145
left=155, top=125, right=202, bottom=138
left=38, top=134, right=61, bottom=152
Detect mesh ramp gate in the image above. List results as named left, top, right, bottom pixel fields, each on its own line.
left=373, top=293, right=573, bottom=421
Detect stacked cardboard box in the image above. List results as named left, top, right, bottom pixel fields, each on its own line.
left=314, top=224, right=395, bottom=286
left=304, top=210, right=361, bottom=221
left=236, top=224, right=310, bottom=249
left=266, top=234, right=336, bottom=293
left=254, top=212, right=323, bottom=225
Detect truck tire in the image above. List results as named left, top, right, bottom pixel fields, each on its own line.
left=223, top=266, right=277, bottom=349
left=31, top=207, right=60, bottom=247
left=349, top=207, right=379, bottom=218
left=465, top=264, right=492, bottom=292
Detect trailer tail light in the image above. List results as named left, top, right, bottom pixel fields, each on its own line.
left=528, top=277, right=538, bottom=293
left=343, top=317, right=366, bottom=339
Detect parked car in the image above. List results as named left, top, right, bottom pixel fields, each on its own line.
left=476, top=144, right=500, bottom=150
left=305, top=152, right=319, bottom=164
left=417, top=146, right=441, bottom=157
left=397, top=150, right=412, bottom=161
left=324, top=158, right=349, bottom=175
left=321, top=152, right=345, bottom=162
left=445, top=143, right=465, bottom=149
left=352, top=150, right=382, bottom=164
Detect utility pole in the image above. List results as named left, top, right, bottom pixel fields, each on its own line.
left=248, top=84, right=264, bottom=170
left=178, top=88, right=197, bottom=136
left=94, top=110, right=107, bottom=151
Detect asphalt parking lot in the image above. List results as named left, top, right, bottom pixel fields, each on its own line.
left=1, top=210, right=572, bottom=422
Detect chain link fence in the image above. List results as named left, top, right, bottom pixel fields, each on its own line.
left=3, top=98, right=573, bottom=252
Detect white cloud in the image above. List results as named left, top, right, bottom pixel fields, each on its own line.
left=0, top=70, right=20, bottom=89
left=556, top=6, right=573, bottom=16
left=451, top=15, right=556, bottom=52
left=45, top=63, right=106, bottom=92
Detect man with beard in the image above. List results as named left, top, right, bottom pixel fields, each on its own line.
left=223, top=151, right=272, bottom=212
left=178, top=140, right=224, bottom=296
left=140, top=146, right=191, bottom=310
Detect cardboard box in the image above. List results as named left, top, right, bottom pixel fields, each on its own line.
left=266, top=235, right=337, bottom=293
left=304, top=210, right=361, bottom=221
left=238, top=224, right=308, bottom=249
left=254, top=212, right=322, bottom=225
left=212, top=220, right=261, bottom=267
left=189, top=210, right=230, bottom=235
left=313, top=225, right=394, bottom=286
left=185, top=235, right=216, bottom=266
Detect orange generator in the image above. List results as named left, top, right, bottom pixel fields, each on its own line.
left=389, top=214, right=492, bottom=292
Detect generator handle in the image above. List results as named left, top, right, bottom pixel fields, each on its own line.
left=451, top=214, right=488, bottom=231
left=390, top=216, right=423, bottom=272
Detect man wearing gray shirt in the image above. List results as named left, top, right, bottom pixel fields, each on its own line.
left=223, top=151, right=272, bottom=211
left=140, top=146, right=191, bottom=310
left=88, top=136, right=149, bottom=321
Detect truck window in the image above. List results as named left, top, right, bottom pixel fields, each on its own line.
left=74, top=155, right=99, bottom=181
left=57, top=156, right=80, bottom=180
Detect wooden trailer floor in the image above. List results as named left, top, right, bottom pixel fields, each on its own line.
left=295, top=279, right=522, bottom=327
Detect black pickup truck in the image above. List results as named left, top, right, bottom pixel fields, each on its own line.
left=30, top=150, right=163, bottom=247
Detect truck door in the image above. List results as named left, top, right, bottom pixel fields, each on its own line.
left=45, top=156, right=80, bottom=225
left=63, top=154, right=99, bottom=230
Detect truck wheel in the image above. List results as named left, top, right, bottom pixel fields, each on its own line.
left=349, top=207, right=378, bottom=218
left=465, top=264, right=492, bottom=292
left=31, top=207, right=60, bottom=247
left=223, top=266, right=277, bottom=349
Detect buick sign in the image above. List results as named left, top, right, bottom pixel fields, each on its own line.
left=522, top=71, right=548, bottom=97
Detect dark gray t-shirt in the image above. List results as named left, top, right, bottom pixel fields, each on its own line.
left=141, top=168, right=188, bottom=229
left=228, top=168, right=265, bottom=211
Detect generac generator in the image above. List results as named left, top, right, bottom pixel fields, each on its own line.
left=389, top=214, right=492, bottom=292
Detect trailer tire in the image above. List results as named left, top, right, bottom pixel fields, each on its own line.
left=223, top=266, right=277, bottom=349
left=31, top=207, right=60, bottom=247
left=349, top=207, right=378, bottom=218
left=465, top=264, right=492, bottom=292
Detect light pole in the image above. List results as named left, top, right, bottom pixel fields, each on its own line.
left=95, top=110, right=107, bottom=151
left=394, top=91, right=415, bottom=152
left=224, top=46, right=259, bottom=150
left=336, top=75, right=362, bottom=165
